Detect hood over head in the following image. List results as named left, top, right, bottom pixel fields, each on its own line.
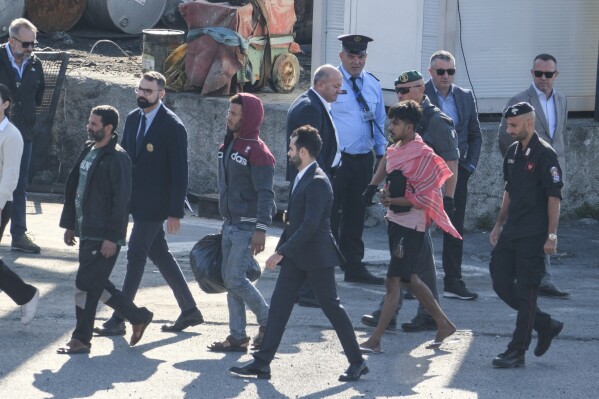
left=237, top=92, right=264, bottom=140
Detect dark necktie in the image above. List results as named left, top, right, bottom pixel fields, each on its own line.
left=349, top=76, right=374, bottom=138
left=136, top=114, right=147, bottom=155
left=350, top=76, right=360, bottom=94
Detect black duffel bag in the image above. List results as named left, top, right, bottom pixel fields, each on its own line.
left=189, top=233, right=262, bottom=294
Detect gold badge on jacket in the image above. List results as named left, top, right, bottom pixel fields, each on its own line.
left=146, top=143, right=154, bottom=152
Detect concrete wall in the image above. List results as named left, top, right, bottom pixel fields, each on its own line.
left=34, top=74, right=599, bottom=230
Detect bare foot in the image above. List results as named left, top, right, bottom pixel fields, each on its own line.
left=359, top=338, right=382, bottom=353
left=434, top=321, right=457, bottom=343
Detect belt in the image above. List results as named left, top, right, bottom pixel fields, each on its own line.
left=341, top=151, right=371, bottom=159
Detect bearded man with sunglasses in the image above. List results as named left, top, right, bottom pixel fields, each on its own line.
left=425, top=50, right=482, bottom=301
left=497, top=54, right=569, bottom=299
left=0, top=18, right=45, bottom=254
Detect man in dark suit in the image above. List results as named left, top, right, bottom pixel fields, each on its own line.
left=286, top=64, right=342, bottom=307
left=286, top=64, right=342, bottom=181
left=497, top=53, right=569, bottom=299
left=94, top=72, right=203, bottom=336
left=424, top=50, right=482, bottom=300
left=230, top=125, right=368, bottom=382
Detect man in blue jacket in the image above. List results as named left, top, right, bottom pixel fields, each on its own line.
left=424, top=50, right=482, bottom=300
left=58, top=105, right=153, bottom=354
left=94, top=72, right=203, bottom=337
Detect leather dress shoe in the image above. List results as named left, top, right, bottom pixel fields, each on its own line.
left=344, top=267, right=384, bottom=285
left=162, top=309, right=204, bottom=332
left=230, top=361, right=271, bottom=379
left=538, top=284, right=569, bottom=299
left=339, top=361, right=369, bottom=381
left=361, top=311, right=397, bottom=331
left=492, top=349, right=525, bottom=368
left=94, top=317, right=126, bottom=336
left=534, top=319, right=564, bottom=357
left=130, top=310, right=153, bottom=346
left=401, top=316, right=436, bottom=332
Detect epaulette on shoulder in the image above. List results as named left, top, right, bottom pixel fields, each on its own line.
left=366, top=71, right=380, bottom=81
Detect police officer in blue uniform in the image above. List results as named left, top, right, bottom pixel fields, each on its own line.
left=331, top=34, right=387, bottom=284
left=489, top=102, right=564, bottom=368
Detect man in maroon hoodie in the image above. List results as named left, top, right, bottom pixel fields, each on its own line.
left=208, top=93, right=275, bottom=353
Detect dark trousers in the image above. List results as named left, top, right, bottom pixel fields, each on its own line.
left=113, top=220, right=195, bottom=321
left=0, top=259, right=36, bottom=305
left=74, top=240, right=149, bottom=347
left=253, top=262, right=363, bottom=367
left=0, top=202, right=36, bottom=305
left=330, top=152, right=374, bottom=271
left=490, top=233, right=552, bottom=351
left=442, top=166, right=470, bottom=283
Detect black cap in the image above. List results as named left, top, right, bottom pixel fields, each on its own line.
left=338, top=34, right=373, bottom=55
left=504, top=102, right=535, bottom=118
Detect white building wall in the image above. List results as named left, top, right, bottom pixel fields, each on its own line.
left=311, top=0, right=598, bottom=112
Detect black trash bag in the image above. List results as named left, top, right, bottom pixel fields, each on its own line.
left=189, top=233, right=262, bottom=294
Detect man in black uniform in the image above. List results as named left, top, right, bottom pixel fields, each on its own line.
left=489, top=102, right=564, bottom=368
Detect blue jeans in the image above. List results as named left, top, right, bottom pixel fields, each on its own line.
left=221, top=222, right=269, bottom=340
left=112, top=220, right=196, bottom=321
left=10, top=141, right=32, bottom=239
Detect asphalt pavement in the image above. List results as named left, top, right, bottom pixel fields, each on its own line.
left=1, top=195, right=598, bottom=398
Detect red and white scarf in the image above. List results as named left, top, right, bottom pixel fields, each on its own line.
left=386, top=134, right=461, bottom=239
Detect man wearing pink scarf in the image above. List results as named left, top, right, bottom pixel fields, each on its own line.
left=360, top=100, right=457, bottom=353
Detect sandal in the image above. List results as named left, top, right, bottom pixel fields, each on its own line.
left=252, top=326, right=267, bottom=350
left=208, top=335, right=250, bottom=352
left=57, top=339, right=91, bottom=355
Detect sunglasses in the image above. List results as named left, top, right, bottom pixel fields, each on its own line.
left=11, top=36, right=37, bottom=49
left=533, top=70, right=556, bottom=79
left=395, top=84, right=423, bottom=94
left=435, top=68, right=456, bottom=76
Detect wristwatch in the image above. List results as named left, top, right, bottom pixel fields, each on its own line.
left=548, top=233, right=557, bottom=241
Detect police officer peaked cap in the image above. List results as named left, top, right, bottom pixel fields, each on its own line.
left=338, top=34, right=373, bottom=55
left=504, top=102, right=535, bottom=118
left=394, top=70, right=423, bottom=85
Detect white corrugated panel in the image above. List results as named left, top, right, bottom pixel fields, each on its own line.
left=347, top=0, right=424, bottom=89
left=324, top=0, right=346, bottom=66
left=453, top=0, right=599, bottom=112
left=421, top=0, right=440, bottom=76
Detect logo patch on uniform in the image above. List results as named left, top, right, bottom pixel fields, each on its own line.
left=525, top=161, right=535, bottom=172
left=399, top=73, right=409, bottom=83
left=244, top=145, right=251, bottom=154
left=550, top=166, right=561, bottom=183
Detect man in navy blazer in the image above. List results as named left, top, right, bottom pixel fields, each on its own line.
left=286, top=64, right=343, bottom=307
left=94, top=72, right=204, bottom=336
left=230, top=125, right=367, bottom=382
left=286, top=64, right=342, bottom=181
left=425, top=50, right=482, bottom=301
